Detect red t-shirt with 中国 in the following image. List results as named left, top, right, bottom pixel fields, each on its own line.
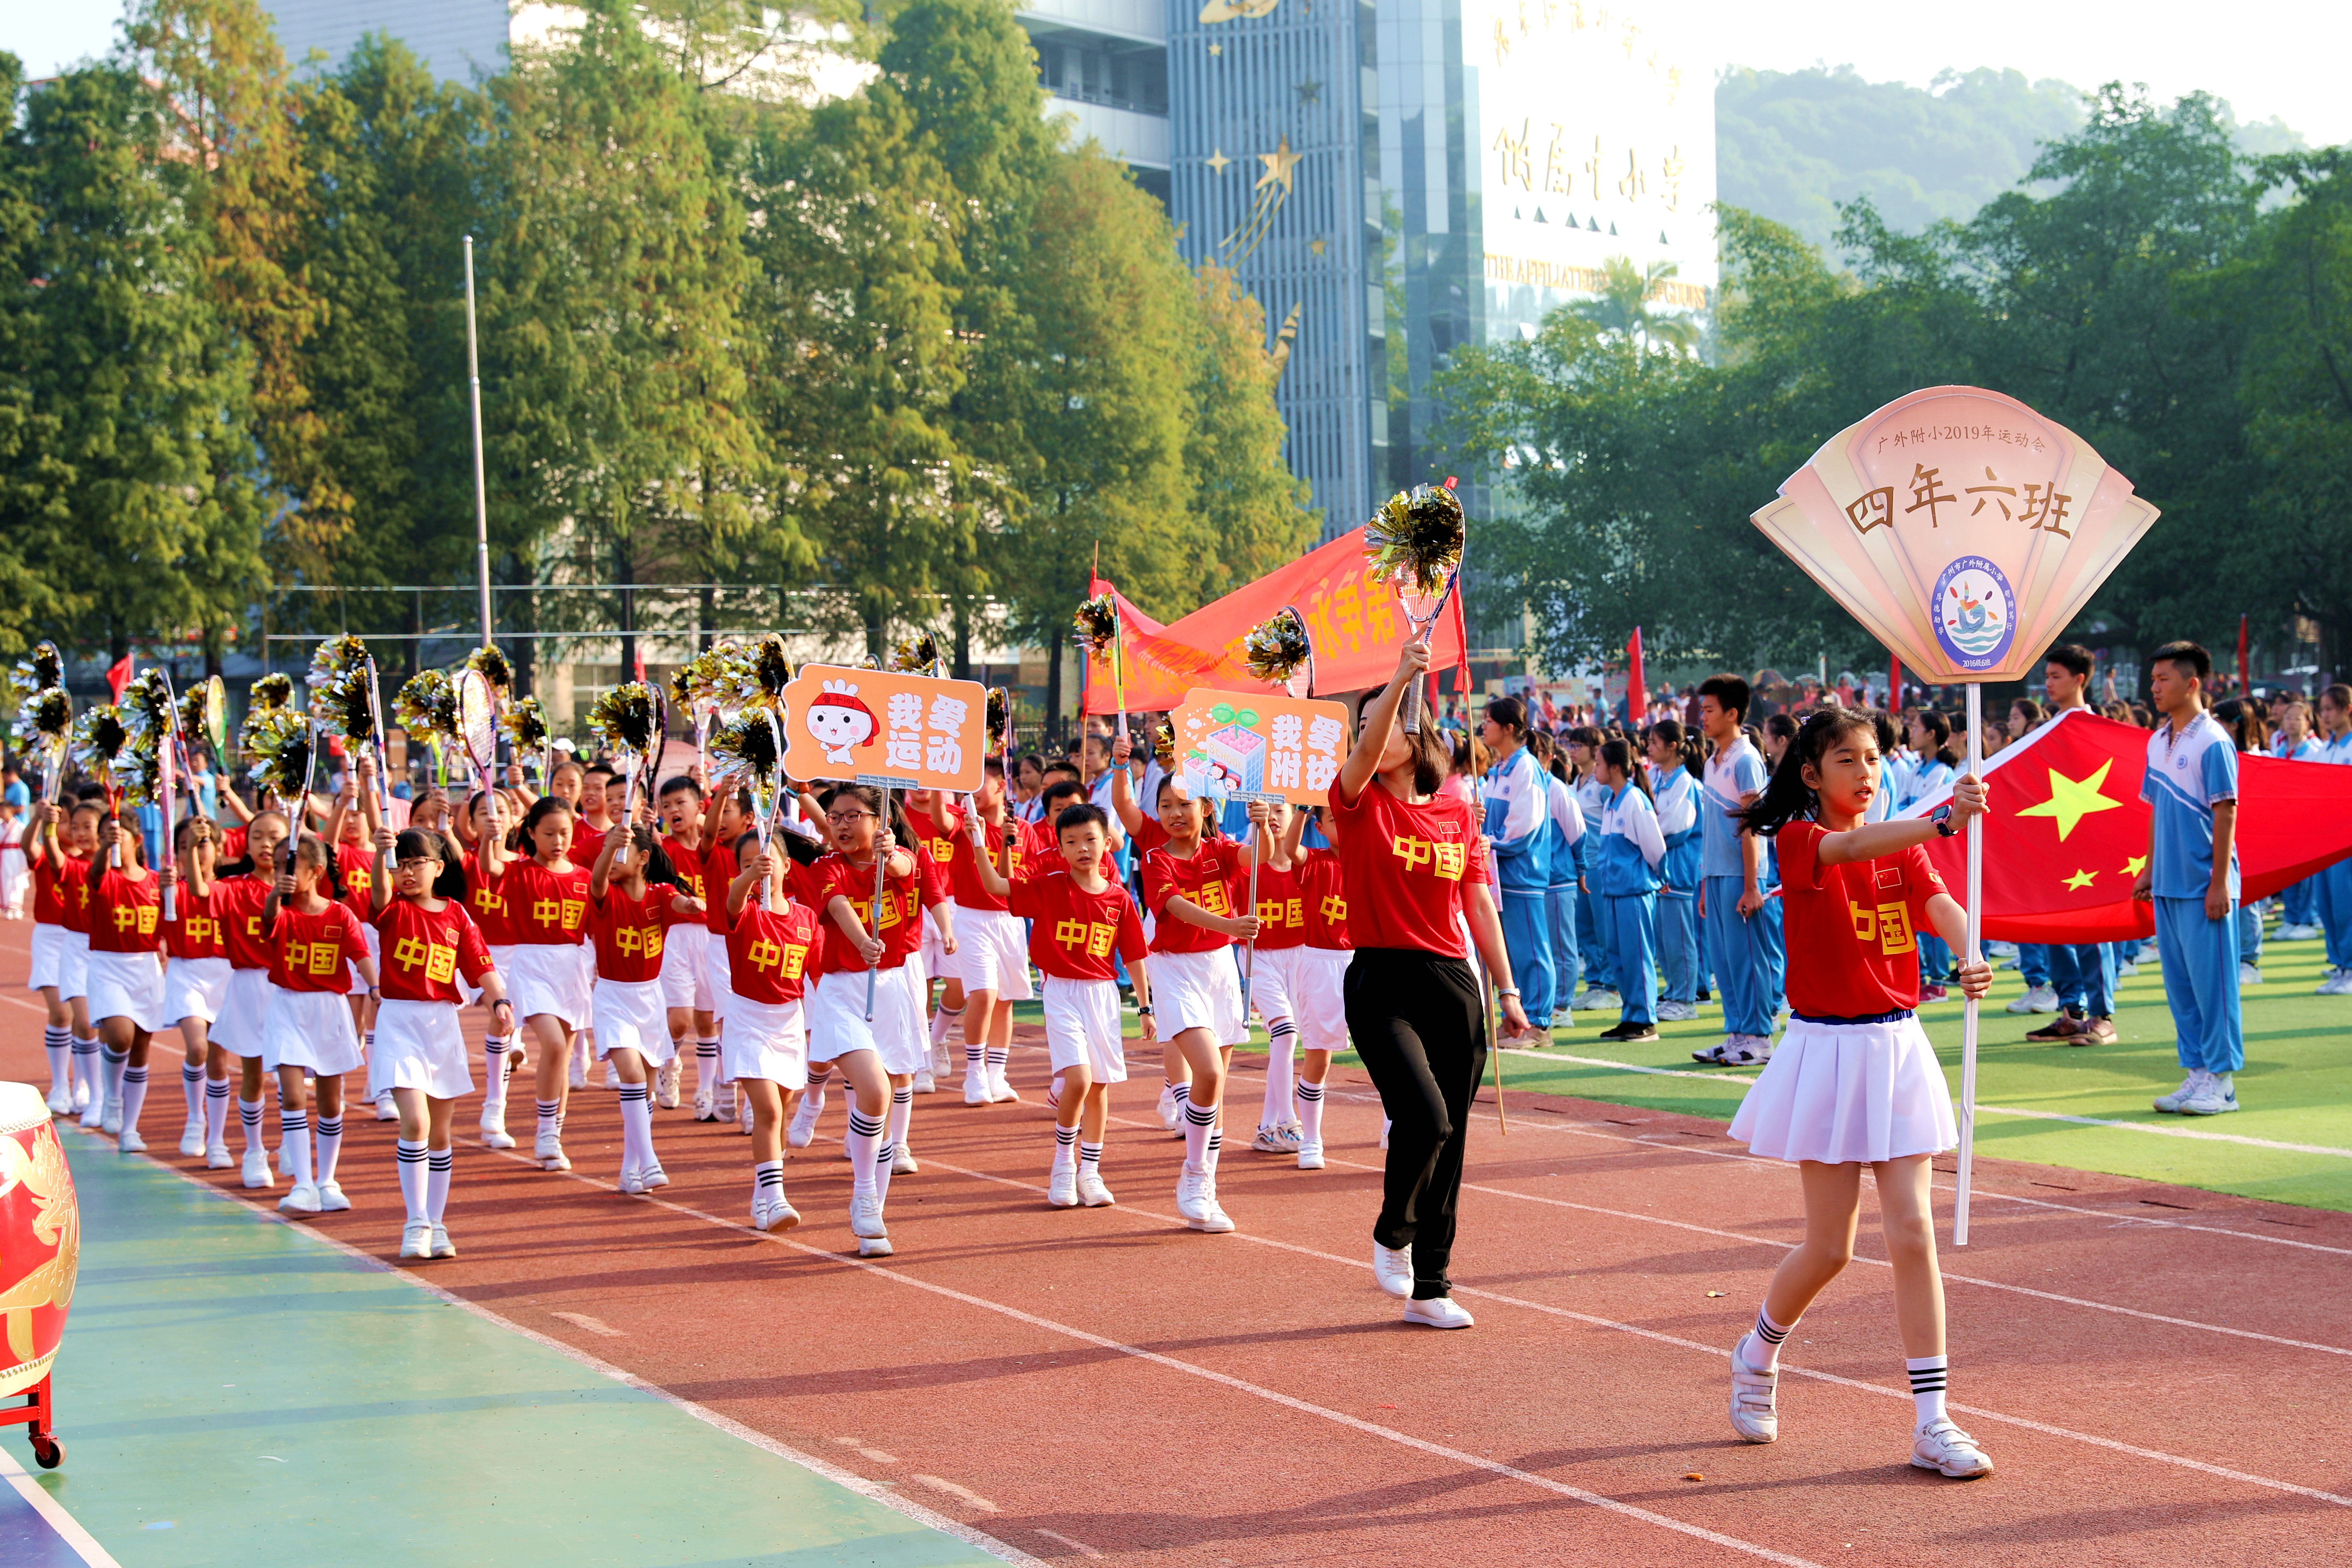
left=268, top=901, right=369, bottom=993
left=1141, top=838, right=1248, bottom=954
left=790, top=850, right=944, bottom=977
left=88, top=869, right=163, bottom=954
left=372, top=897, right=494, bottom=1004
left=162, top=884, right=227, bottom=962
left=946, top=811, right=1041, bottom=915
left=1299, top=847, right=1353, bottom=951
left=570, top=819, right=609, bottom=867
left=701, top=839, right=740, bottom=937
left=58, top=857, right=93, bottom=935
left=219, top=825, right=248, bottom=862
left=1008, top=871, right=1145, bottom=982
left=663, top=836, right=709, bottom=912
left=32, top=856, right=84, bottom=928
left=587, top=882, right=684, bottom=985
left=1247, top=858, right=1310, bottom=952
left=1774, top=821, right=1948, bottom=1018
left=489, top=858, right=591, bottom=946
left=901, top=802, right=961, bottom=883
left=215, top=876, right=276, bottom=969
left=334, top=841, right=376, bottom=927
left=1326, top=776, right=1491, bottom=959
left=460, top=851, right=515, bottom=947
left=725, top=898, right=821, bottom=1005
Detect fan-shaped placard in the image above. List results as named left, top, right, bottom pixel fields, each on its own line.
left=1751, top=386, right=2161, bottom=683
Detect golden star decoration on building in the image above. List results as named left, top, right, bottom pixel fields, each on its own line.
left=2014, top=760, right=2124, bottom=841
left=1197, top=0, right=1279, bottom=21
left=2063, top=869, right=2096, bottom=890
left=1205, top=148, right=1231, bottom=174
left=1217, top=136, right=1300, bottom=265
left=1256, top=135, right=1302, bottom=193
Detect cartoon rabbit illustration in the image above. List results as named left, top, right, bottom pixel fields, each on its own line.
left=806, top=680, right=879, bottom=767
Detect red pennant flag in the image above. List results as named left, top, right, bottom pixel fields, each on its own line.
left=2237, top=614, right=2250, bottom=695
left=1898, top=708, right=2352, bottom=941
left=1625, top=627, right=1646, bottom=725
left=1889, top=654, right=1902, bottom=711
left=105, top=655, right=132, bottom=703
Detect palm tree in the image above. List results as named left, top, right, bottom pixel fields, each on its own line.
left=1572, top=256, right=1700, bottom=358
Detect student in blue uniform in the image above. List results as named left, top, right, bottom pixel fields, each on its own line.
left=2270, top=699, right=2323, bottom=940
left=1528, top=731, right=1585, bottom=1025
left=1646, top=720, right=1704, bottom=1024
left=1694, top=677, right=1774, bottom=1064
left=1591, top=738, right=1665, bottom=1043
left=1479, top=697, right=1554, bottom=1043
left=2135, top=641, right=2243, bottom=1116
left=1567, top=726, right=1618, bottom=1013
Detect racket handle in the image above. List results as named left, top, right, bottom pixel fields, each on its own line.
left=1399, top=669, right=1427, bottom=731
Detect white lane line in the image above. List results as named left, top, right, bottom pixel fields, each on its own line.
left=86, top=1131, right=1050, bottom=1568
left=1033, top=1527, right=1105, bottom=1558
left=913, top=1475, right=1002, bottom=1512
left=548, top=1311, right=625, bottom=1338
left=1503, top=1047, right=1758, bottom=1084
left=927, top=1153, right=2352, bottom=1511
left=0, top=1443, right=123, bottom=1568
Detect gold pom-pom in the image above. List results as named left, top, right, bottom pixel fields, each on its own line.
left=586, top=682, right=660, bottom=756
left=1244, top=608, right=1313, bottom=687
left=1364, top=484, right=1466, bottom=598
left=1072, top=595, right=1119, bottom=656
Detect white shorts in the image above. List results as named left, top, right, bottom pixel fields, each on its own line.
left=592, top=977, right=674, bottom=1065
left=807, top=967, right=926, bottom=1075
left=1149, top=947, right=1248, bottom=1046
left=268, top=987, right=364, bottom=1077
left=920, top=903, right=948, bottom=979
left=371, top=998, right=474, bottom=1099
left=60, top=930, right=88, bottom=1002
left=163, top=956, right=233, bottom=1026
left=721, top=994, right=808, bottom=1089
left=659, top=924, right=714, bottom=1013
left=349, top=921, right=381, bottom=991
left=1729, top=1013, right=1958, bottom=1165
left=950, top=907, right=1032, bottom=1000
left=27, top=923, right=64, bottom=991
left=215, top=968, right=275, bottom=1063
left=85, top=950, right=166, bottom=1033
left=1042, top=975, right=1126, bottom=1084
left=506, top=942, right=590, bottom=1028
left=1252, top=946, right=1349, bottom=1054
left=576, top=944, right=597, bottom=1030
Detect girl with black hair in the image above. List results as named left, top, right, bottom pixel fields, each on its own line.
left=160, top=817, right=231, bottom=1160
left=1525, top=731, right=1587, bottom=1027
left=477, top=793, right=592, bottom=1171
left=587, top=820, right=693, bottom=1194
left=207, top=810, right=289, bottom=1186
left=722, top=830, right=826, bottom=1234
left=1721, top=709, right=1996, bottom=1480
left=84, top=814, right=164, bottom=1152
left=262, top=833, right=377, bottom=1217
left=459, top=789, right=525, bottom=1149
left=1564, top=725, right=1618, bottom=1013
left=369, top=824, right=509, bottom=1259
left=1645, top=720, right=1705, bottom=1024
left=1591, top=738, right=1666, bottom=1042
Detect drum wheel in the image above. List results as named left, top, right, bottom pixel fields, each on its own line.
left=29, top=1433, right=63, bottom=1469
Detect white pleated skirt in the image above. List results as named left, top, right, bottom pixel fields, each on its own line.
left=1729, top=1013, right=1958, bottom=1165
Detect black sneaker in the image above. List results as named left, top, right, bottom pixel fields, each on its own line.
left=1597, top=1021, right=1659, bottom=1043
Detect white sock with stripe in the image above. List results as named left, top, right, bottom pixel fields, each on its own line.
left=280, top=1109, right=313, bottom=1189
left=618, top=1083, right=654, bottom=1174
left=315, top=1115, right=343, bottom=1185
left=71, top=1034, right=100, bottom=1105
left=1261, top=1018, right=1296, bottom=1126
left=696, top=1038, right=720, bottom=1091
left=239, top=1097, right=265, bottom=1154
left=43, top=1027, right=69, bottom=1095
left=482, top=1035, right=509, bottom=1107
left=204, top=1075, right=232, bottom=1147
left=1052, top=1121, right=1078, bottom=1172
left=181, top=1061, right=204, bottom=1118
left=1746, top=1308, right=1793, bottom=1372
left=878, top=1084, right=912, bottom=1204
left=753, top=1157, right=784, bottom=1211
left=426, top=1147, right=453, bottom=1224
left=119, top=1063, right=149, bottom=1136
left=1907, top=1356, right=1948, bottom=1426
left=1295, top=1076, right=1326, bottom=1149
left=101, top=1045, right=128, bottom=1116
left=1181, top=1095, right=1215, bottom=1176
left=847, top=1107, right=883, bottom=1199
left=396, top=1139, right=429, bottom=1223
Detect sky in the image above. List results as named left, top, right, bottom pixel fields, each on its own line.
left=5, top=1, right=2346, bottom=146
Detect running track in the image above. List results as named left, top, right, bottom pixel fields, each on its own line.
left=2, top=917, right=2344, bottom=1566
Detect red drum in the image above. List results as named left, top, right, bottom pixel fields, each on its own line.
left=0, top=1083, right=78, bottom=1398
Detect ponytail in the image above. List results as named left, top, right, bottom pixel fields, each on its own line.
left=1598, top=738, right=1653, bottom=806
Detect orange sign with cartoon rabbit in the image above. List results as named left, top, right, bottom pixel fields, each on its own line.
left=782, top=666, right=987, bottom=792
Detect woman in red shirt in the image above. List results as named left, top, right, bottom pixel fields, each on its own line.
left=477, top=795, right=592, bottom=1172
left=23, top=800, right=95, bottom=1114
left=204, top=810, right=290, bottom=1187
left=85, top=815, right=166, bottom=1153
left=587, top=821, right=692, bottom=1194
left=1332, top=639, right=1525, bottom=1327
left=262, top=835, right=379, bottom=1216
left=721, top=833, right=824, bottom=1233
left=1721, top=710, right=1995, bottom=1480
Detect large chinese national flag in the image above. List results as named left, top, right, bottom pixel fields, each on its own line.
left=1082, top=525, right=1467, bottom=713
left=1897, top=708, right=2352, bottom=942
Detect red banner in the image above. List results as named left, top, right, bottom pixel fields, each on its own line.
left=1896, top=708, right=2352, bottom=941
left=1082, top=526, right=1469, bottom=713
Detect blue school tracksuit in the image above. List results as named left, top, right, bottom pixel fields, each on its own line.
left=1701, top=737, right=1774, bottom=1038
left=1573, top=771, right=1615, bottom=995
left=1594, top=781, right=1666, bottom=1025
left=2273, top=734, right=2323, bottom=928
left=1650, top=763, right=1702, bottom=1005
left=1543, top=772, right=1587, bottom=1008
left=2144, top=713, right=2243, bottom=1076
left=1482, top=745, right=1556, bottom=1023
left=1902, top=755, right=1958, bottom=984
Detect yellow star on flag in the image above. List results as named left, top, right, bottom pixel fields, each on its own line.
left=2062, top=869, right=2095, bottom=890
left=2015, top=760, right=2123, bottom=841
left=2122, top=853, right=2148, bottom=877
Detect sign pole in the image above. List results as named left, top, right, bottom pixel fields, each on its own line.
left=1240, top=804, right=1262, bottom=1013
left=1955, top=681, right=1984, bottom=1245
left=865, top=784, right=889, bottom=1022
left=464, top=237, right=494, bottom=653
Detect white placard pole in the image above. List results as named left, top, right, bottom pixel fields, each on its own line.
left=1955, top=681, right=1984, bottom=1246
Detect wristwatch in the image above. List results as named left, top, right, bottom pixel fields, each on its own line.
left=1931, top=803, right=1958, bottom=837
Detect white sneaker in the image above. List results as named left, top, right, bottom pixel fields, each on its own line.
left=2239, top=962, right=2263, bottom=986
left=1575, top=987, right=1621, bottom=1012
left=373, top=1092, right=397, bottom=1121
left=1297, top=1142, right=1325, bottom=1171
left=205, top=1141, right=233, bottom=1170
left=2118, top=961, right=2139, bottom=977
left=787, top=1094, right=822, bottom=1149
left=911, top=1069, right=935, bottom=1095
left=1724, top=1035, right=1773, bottom=1066
left=1910, top=1419, right=1994, bottom=1477
left=603, top=1063, right=621, bottom=1090
left=858, top=1232, right=895, bottom=1257
left=850, top=1191, right=888, bottom=1241
left=241, top=1148, right=275, bottom=1189
left=71, top=1079, right=89, bottom=1114
left=1373, top=1242, right=1413, bottom=1298
left=45, top=1085, right=73, bottom=1116
left=1379, top=1120, right=1390, bottom=1151
left=2278, top=923, right=2322, bottom=941
left=479, top=1108, right=516, bottom=1150
left=536, top=1130, right=571, bottom=1172
left=1692, top=1039, right=1731, bottom=1063
left=1548, top=1008, right=1574, bottom=1028
left=1076, top=1168, right=1115, bottom=1206
left=1047, top=1164, right=1080, bottom=1208
left=654, top=1057, right=681, bottom=1109
left=932, top=1040, right=955, bottom=1076
left=1728, top=1337, right=1778, bottom=1442
left=987, top=1070, right=1021, bottom=1104
left=753, top=1194, right=801, bottom=1233
left=279, top=1183, right=321, bottom=1215
left=693, top=1084, right=719, bottom=1121
left=2179, top=1074, right=2240, bottom=1115
left=429, top=1223, right=456, bottom=1259
left=1189, top=1188, right=1235, bottom=1234
left=642, top=1164, right=669, bottom=1189
left=1251, top=1122, right=1294, bottom=1154
left=1156, top=1083, right=1180, bottom=1131
left=738, top=1093, right=754, bottom=1135
left=717, top=1083, right=738, bottom=1119
left=400, top=1220, right=433, bottom=1259
left=1402, top=1295, right=1474, bottom=1328
left=100, top=1098, right=121, bottom=1136
left=117, top=1128, right=146, bottom=1154
left=2153, top=1070, right=2207, bottom=1113
left=179, top=1116, right=206, bottom=1158
left=963, top=1068, right=989, bottom=1106
left=892, top=1144, right=919, bottom=1175
left=1175, top=1169, right=1209, bottom=1223
left=619, top=1166, right=649, bottom=1196
left=1656, top=999, right=1699, bottom=1023
left=317, top=1179, right=351, bottom=1212
left=568, top=1056, right=587, bottom=1091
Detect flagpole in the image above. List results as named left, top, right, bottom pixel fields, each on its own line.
left=464, top=236, right=493, bottom=651
left=1955, top=680, right=1984, bottom=1246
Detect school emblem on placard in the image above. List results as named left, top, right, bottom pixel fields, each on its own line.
left=1930, top=556, right=2015, bottom=672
